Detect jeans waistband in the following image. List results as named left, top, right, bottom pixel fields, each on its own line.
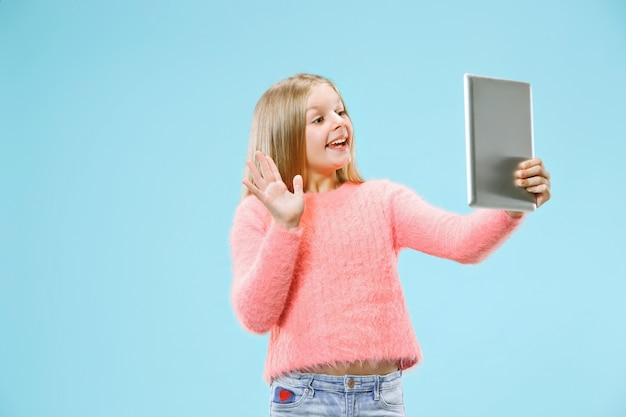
left=277, top=370, right=402, bottom=393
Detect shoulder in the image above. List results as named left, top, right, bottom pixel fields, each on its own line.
left=359, top=179, right=422, bottom=199
left=235, top=194, right=263, bottom=211
left=232, top=195, right=271, bottom=229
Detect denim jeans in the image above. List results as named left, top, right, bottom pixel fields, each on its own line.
left=269, top=371, right=406, bottom=417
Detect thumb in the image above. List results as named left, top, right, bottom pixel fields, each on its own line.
left=293, top=175, right=304, bottom=196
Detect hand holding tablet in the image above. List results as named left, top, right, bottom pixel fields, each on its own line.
left=464, top=74, right=551, bottom=213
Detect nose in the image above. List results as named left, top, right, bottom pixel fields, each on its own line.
left=332, top=112, right=346, bottom=130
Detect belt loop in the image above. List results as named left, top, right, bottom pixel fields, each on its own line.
left=374, top=375, right=380, bottom=401
left=307, top=378, right=315, bottom=398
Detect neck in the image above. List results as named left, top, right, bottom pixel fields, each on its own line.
left=306, top=173, right=340, bottom=193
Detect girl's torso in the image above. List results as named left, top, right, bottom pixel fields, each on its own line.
left=302, top=360, right=399, bottom=376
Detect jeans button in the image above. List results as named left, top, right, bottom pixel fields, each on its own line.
left=347, top=379, right=355, bottom=388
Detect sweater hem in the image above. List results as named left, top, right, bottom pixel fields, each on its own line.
left=264, top=355, right=421, bottom=384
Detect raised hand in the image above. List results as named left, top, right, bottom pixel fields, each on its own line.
left=506, top=157, right=551, bottom=217
left=243, top=151, right=305, bottom=229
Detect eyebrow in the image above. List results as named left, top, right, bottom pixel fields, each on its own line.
left=306, top=102, right=343, bottom=113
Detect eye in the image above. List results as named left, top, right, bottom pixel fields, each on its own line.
left=337, top=109, right=347, bottom=117
left=312, top=117, right=324, bottom=124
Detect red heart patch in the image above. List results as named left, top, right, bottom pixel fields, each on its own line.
left=279, top=389, right=292, bottom=402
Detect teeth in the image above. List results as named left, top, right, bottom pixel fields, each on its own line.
left=328, top=138, right=347, bottom=146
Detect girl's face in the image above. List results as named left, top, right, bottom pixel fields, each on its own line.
left=304, top=83, right=353, bottom=180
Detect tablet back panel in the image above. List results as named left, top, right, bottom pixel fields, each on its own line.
left=464, top=74, right=536, bottom=212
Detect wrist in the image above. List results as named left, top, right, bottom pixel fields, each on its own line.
left=275, top=217, right=301, bottom=230
left=505, top=210, right=524, bottom=218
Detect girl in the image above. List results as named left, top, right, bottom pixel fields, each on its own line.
left=230, top=74, right=551, bottom=417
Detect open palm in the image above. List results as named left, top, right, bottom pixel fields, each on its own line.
left=243, top=151, right=304, bottom=229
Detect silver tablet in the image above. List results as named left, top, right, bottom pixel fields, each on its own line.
left=464, top=74, right=536, bottom=212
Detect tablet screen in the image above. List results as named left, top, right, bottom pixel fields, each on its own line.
left=464, top=74, right=536, bottom=212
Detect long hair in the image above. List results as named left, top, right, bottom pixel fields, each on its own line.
left=244, top=74, right=364, bottom=195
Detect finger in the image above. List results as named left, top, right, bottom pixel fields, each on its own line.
left=526, top=183, right=550, bottom=194
left=516, top=165, right=549, bottom=180
left=515, top=176, right=550, bottom=189
left=536, top=190, right=551, bottom=208
left=256, top=151, right=276, bottom=183
left=242, top=179, right=265, bottom=202
left=265, top=155, right=284, bottom=183
left=517, top=157, right=543, bottom=170
left=517, top=158, right=550, bottom=180
left=247, top=160, right=265, bottom=189
left=515, top=165, right=540, bottom=179
left=293, top=174, right=303, bottom=197
left=543, top=168, right=551, bottom=180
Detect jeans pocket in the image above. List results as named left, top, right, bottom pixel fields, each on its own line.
left=379, top=382, right=405, bottom=409
left=270, top=377, right=311, bottom=409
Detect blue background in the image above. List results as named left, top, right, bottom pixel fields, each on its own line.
left=2, top=1, right=625, bottom=416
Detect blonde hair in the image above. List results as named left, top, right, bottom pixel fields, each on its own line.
left=244, top=73, right=364, bottom=195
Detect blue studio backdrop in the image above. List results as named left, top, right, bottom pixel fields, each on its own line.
left=1, top=1, right=625, bottom=416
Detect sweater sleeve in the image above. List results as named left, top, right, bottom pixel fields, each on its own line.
left=229, top=197, right=303, bottom=334
left=388, top=182, right=524, bottom=264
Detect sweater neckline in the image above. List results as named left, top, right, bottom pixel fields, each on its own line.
left=304, top=181, right=357, bottom=199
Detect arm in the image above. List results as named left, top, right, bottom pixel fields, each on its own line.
left=389, top=184, right=523, bottom=264
left=231, top=151, right=305, bottom=334
left=230, top=199, right=303, bottom=334
left=390, top=157, right=551, bottom=261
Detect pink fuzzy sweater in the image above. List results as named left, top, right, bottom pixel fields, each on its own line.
left=230, top=180, right=523, bottom=383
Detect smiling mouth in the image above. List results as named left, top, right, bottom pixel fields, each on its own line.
left=326, top=138, right=348, bottom=149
